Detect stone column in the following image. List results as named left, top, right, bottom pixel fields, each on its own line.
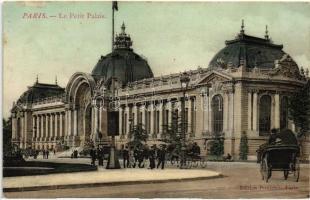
left=119, top=107, right=123, bottom=135
left=41, top=115, right=44, bottom=140
left=223, top=92, right=229, bottom=132
left=37, top=115, right=40, bottom=141
left=91, top=106, right=95, bottom=137
left=68, top=110, right=72, bottom=136
left=141, top=105, right=146, bottom=127
left=247, top=91, right=252, bottom=131
left=12, top=115, right=17, bottom=140
left=133, top=104, right=138, bottom=126
left=24, top=112, right=28, bottom=147
left=252, top=91, right=258, bottom=133
left=46, top=114, right=49, bottom=140
left=229, top=92, right=235, bottom=137
left=50, top=114, right=54, bottom=140
left=158, top=103, right=163, bottom=137
left=55, top=113, right=58, bottom=138
left=274, top=93, right=280, bottom=129
left=150, top=103, right=154, bottom=137
left=188, top=98, right=192, bottom=133
left=93, top=106, right=98, bottom=138
left=167, top=100, right=172, bottom=126
left=60, top=113, right=63, bottom=137
left=32, top=115, right=36, bottom=140
left=126, top=106, right=130, bottom=136
left=73, top=109, right=78, bottom=136
left=99, top=106, right=102, bottom=133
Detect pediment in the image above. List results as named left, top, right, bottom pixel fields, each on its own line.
left=197, top=70, right=232, bottom=86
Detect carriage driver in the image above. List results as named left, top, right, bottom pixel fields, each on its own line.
left=191, top=142, right=201, bottom=158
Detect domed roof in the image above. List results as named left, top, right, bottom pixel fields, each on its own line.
left=16, top=80, right=64, bottom=104
left=92, top=23, right=154, bottom=85
left=209, top=23, right=297, bottom=69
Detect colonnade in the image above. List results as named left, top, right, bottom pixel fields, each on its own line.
left=119, top=97, right=196, bottom=139
left=32, top=112, right=65, bottom=149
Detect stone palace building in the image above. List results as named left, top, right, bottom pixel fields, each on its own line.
left=11, top=22, right=308, bottom=160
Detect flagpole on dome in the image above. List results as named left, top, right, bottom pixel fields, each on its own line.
left=106, top=1, right=121, bottom=169
left=112, top=1, right=118, bottom=51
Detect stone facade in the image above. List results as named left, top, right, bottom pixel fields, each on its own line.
left=11, top=24, right=308, bottom=160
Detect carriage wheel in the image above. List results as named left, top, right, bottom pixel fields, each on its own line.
left=263, top=158, right=269, bottom=182
left=186, top=157, right=192, bottom=169
left=284, top=170, right=289, bottom=180
left=293, top=158, right=300, bottom=182
left=260, top=160, right=265, bottom=180
left=200, top=157, right=207, bottom=168
left=191, top=159, right=199, bottom=168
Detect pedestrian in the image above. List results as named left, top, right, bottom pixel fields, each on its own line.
left=90, top=148, right=96, bottom=166
left=74, top=150, right=78, bottom=158
left=138, top=146, right=145, bottom=168
left=42, top=150, right=46, bottom=159
left=98, top=148, right=104, bottom=167
left=128, top=147, right=135, bottom=168
left=149, top=145, right=156, bottom=169
left=143, top=145, right=149, bottom=167
left=133, top=147, right=139, bottom=168
left=53, top=149, right=56, bottom=155
left=157, top=145, right=166, bottom=169
left=123, top=146, right=129, bottom=168
left=46, top=150, right=49, bottom=159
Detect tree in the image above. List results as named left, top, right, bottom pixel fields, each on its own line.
left=128, top=123, right=148, bottom=148
left=3, top=117, right=24, bottom=165
left=160, top=110, right=184, bottom=155
left=239, top=132, right=248, bottom=160
left=3, top=117, right=12, bottom=150
left=209, top=137, right=224, bottom=156
left=289, top=79, right=310, bottom=137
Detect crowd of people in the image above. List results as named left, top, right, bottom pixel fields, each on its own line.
left=87, top=142, right=204, bottom=169
left=88, top=144, right=168, bottom=169
left=121, top=144, right=168, bottom=169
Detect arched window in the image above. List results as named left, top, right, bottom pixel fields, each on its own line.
left=280, top=96, right=289, bottom=130
left=212, top=95, right=223, bottom=134
left=259, top=95, right=271, bottom=135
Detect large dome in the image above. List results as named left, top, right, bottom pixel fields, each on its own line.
left=92, top=23, right=153, bottom=85
left=209, top=26, right=297, bottom=69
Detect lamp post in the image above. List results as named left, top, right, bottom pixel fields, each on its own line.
left=180, top=72, right=190, bottom=169
left=95, top=97, right=103, bottom=147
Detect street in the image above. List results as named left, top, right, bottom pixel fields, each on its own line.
left=4, top=162, right=309, bottom=198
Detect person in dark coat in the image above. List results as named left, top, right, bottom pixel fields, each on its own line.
left=123, top=146, right=129, bottom=168
left=98, top=148, right=104, bottom=166
left=90, top=148, right=96, bottom=166
left=192, top=142, right=201, bottom=158
left=132, top=147, right=139, bottom=168
left=149, top=145, right=156, bottom=169
left=268, top=129, right=278, bottom=144
left=46, top=150, right=49, bottom=159
left=138, top=146, right=145, bottom=168
left=42, top=150, right=46, bottom=159
left=157, top=145, right=166, bottom=169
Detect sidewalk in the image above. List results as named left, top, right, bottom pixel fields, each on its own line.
left=3, top=168, right=221, bottom=192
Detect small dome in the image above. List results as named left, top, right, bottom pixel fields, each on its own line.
left=92, top=23, right=154, bottom=85
left=17, top=82, right=64, bottom=104
left=209, top=24, right=297, bottom=69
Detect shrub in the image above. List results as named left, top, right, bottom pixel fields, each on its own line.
left=209, top=138, right=224, bottom=156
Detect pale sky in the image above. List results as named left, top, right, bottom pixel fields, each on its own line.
left=3, top=1, right=310, bottom=118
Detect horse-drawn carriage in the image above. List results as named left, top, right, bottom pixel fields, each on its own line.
left=257, top=129, right=300, bottom=182
left=166, top=144, right=207, bottom=168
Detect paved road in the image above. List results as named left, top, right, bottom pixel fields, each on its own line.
left=4, top=162, right=309, bottom=198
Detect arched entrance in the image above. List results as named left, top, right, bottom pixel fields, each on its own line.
left=74, top=82, right=92, bottom=147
